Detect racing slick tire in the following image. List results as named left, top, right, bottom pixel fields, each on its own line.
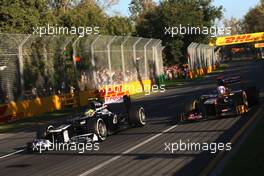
left=182, top=98, right=198, bottom=122
left=26, top=142, right=34, bottom=153
left=182, top=99, right=206, bottom=122
left=123, top=95, right=131, bottom=111
left=36, top=125, right=54, bottom=139
left=185, top=98, right=201, bottom=112
left=245, top=86, right=259, bottom=107
left=28, top=125, right=54, bottom=153
left=128, top=106, right=146, bottom=127
left=87, top=118, right=107, bottom=141
left=233, top=91, right=249, bottom=115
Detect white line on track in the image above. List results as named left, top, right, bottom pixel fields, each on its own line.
left=0, top=149, right=25, bottom=159
left=79, top=125, right=178, bottom=176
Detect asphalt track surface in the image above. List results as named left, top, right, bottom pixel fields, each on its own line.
left=0, top=59, right=264, bottom=176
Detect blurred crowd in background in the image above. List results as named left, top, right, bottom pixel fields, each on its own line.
left=164, top=64, right=189, bottom=80
left=95, top=69, right=137, bottom=86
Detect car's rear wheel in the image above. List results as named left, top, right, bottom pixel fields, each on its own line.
left=128, top=106, right=146, bottom=127
left=87, top=118, right=107, bottom=141
left=36, top=128, right=46, bottom=139
left=123, top=95, right=131, bottom=110
left=26, top=142, right=34, bottom=153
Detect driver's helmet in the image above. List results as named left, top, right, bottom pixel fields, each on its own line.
left=217, top=85, right=226, bottom=95
left=85, top=109, right=95, bottom=117
left=88, top=101, right=102, bottom=110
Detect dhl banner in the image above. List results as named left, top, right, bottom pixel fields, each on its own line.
left=216, top=32, right=264, bottom=46
left=255, top=43, right=264, bottom=48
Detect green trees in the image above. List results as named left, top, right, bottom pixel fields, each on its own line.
left=0, top=0, right=132, bottom=35
left=107, top=16, right=133, bottom=35
left=57, top=1, right=107, bottom=31
left=0, top=0, right=224, bottom=65
left=132, top=0, right=223, bottom=65
left=129, top=0, right=156, bottom=21
left=0, top=0, right=48, bottom=33
left=243, top=0, right=264, bottom=33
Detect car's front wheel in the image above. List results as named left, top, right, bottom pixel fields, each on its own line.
left=87, top=118, right=107, bottom=141
left=36, top=125, right=54, bottom=139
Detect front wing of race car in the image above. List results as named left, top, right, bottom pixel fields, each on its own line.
left=180, top=106, right=239, bottom=123
left=180, top=111, right=204, bottom=122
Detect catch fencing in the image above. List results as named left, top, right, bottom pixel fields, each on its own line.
left=0, top=34, right=164, bottom=103
left=187, top=42, right=221, bottom=78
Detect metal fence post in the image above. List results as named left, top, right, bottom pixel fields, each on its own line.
left=160, top=46, right=165, bottom=75
left=144, top=39, right=152, bottom=78
left=156, top=41, right=162, bottom=76
left=62, top=36, right=74, bottom=87
left=62, top=36, right=75, bottom=55
left=91, top=35, right=100, bottom=86
left=187, top=43, right=193, bottom=71
left=72, top=36, right=81, bottom=75
left=107, top=36, right=117, bottom=84
left=133, top=38, right=142, bottom=62
left=18, top=34, right=31, bottom=98
left=152, top=40, right=161, bottom=76
left=72, top=36, right=81, bottom=68
left=152, top=40, right=159, bottom=62
left=121, top=36, right=130, bottom=82
left=72, top=36, right=81, bottom=108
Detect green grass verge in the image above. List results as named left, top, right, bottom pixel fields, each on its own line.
left=130, top=91, right=149, bottom=99
left=164, top=64, right=229, bottom=88
left=220, top=113, right=264, bottom=176
left=217, top=63, right=229, bottom=71
left=164, top=77, right=202, bottom=88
